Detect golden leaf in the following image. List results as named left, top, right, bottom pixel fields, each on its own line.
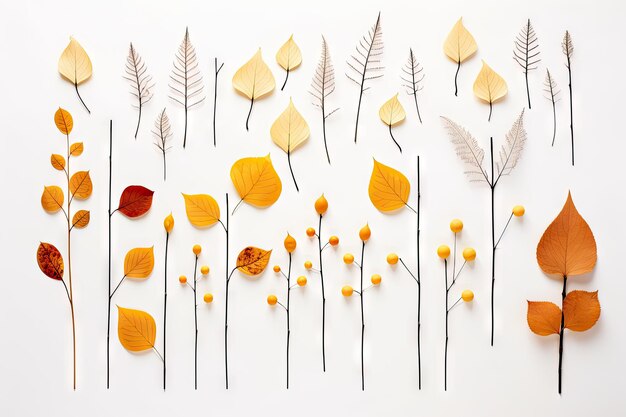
left=473, top=61, right=507, bottom=120
left=536, top=192, right=597, bottom=277
left=54, top=107, right=73, bottom=135
left=182, top=193, right=221, bottom=228
left=276, top=35, right=302, bottom=72
left=232, top=49, right=275, bottom=100
left=271, top=98, right=309, bottom=153
left=443, top=18, right=477, bottom=63
left=71, top=210, right=90, bottom=229
left=527, top=301, right=561, bottom=336
left=564, top=290, right=600, bottom=332
left=117, top=306, right=156, bottom=352
left=124, top=247, right=155, bottom=279
left=41, top=186, right=64, bottom=213
left=58, top=37, right=92, bottom=85
left=69, top=171, right=93, bottom=200
left=379, top=94, right=406, bottom=127
left=368, top=159, right=411, bottom=212
left=236, top=247, right=272, bottom=276
left=70, top=142, right=84, bottom=156
left=51, top=154, right=66, bottom=171
left=230, top=155, right=282, bottom=209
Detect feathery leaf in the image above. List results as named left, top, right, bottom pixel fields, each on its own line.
left=562, top=30, right=575, bottom=165
left=401, top=48, right=424, bottom=123
left=544, top=69, right=560, bottom=146
left=440, top=116, right=489, bottom=183
left=513, top=19, right=540, bottom=109
left=152, top=108, right=173, bottom=181
left=125, top=43, right=154, bottom=139
left=495, top=110, right=527, bottom=184
left=310, top=36, right=338, bottom=164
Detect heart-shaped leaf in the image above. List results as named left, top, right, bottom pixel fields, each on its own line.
left=368, top=159, right=411, bottom=212
left=72, top=210, right=90, bottom=229
left=117, top=306, right=156, bottom=352
left=527, top=301, right=561, bottom=336
left=69, top=171, right=93, bottom=200
left=41, top=186, right=64, bottom=213
left=236, top=247, right=272, bottom=276
left=124, top=247, right=155, bottom=279
left=564, top=290, right=601, bottom=332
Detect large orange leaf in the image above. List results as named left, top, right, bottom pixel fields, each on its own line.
left=564, top=290, right=600, bottom=332
left=368, top=159, right=411, bottom=212
left=37, top=242, right=64, bottom=281
left=41, top=186, right=64, bottom=213
left=527, top=301, right=561, bottom=336
left=230, top=155, right=282, bottom=209
left=536, top=192, right=597, bottom=277
left=117, top=306, right=156, bottom=352
left=236, top=247, right=272, bottom=276
left=69, top=171, right=93, bottom=200
left=123, top=247, right=154, bottom=279
left=182, top=193, right=220, bottom=227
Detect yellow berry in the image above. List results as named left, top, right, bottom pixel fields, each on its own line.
left=329, top=236, right=339, bottom=246
left=304, top=261, right=313, bottom=270
left=297, top=276, right=307, bottom=287
left=179, top=275, right=187, bottom=284
left=462, top=289, right=474, bottom=302
left=200, top=265, right=210, bottom=275
left=437, top=245, right=451, bottom=259
left=284, top=233, right=297, bottom=253
left=273, top=265, right=281, bottom=273
left=359, top=223, right=371, bottom=241
left=341, top=286, right=354, bottom=297
left=193, top=244, right=202, bottom=255
left=306, top=227, right=316, bottom=237
left=450, top=219, right=463, bottom=233
left=203, top=293, right=214, bottom=303
left=163, top=213, right=174, bottom=233
left=315, top=194, right=329, bottom=215
left=386, top=253, right=399, bottom=265
left=267, top=294, right=278, bottom=305
left=371, top=274, right=382, bottom=285
left=343, top=253, right=354, bottom=264
left=463, top=247, right=476, bottom=262
left=513, top=205, right=525, bottom=217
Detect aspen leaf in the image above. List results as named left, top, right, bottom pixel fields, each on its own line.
left=536, top=192, right=597, bottom=277
left=564, top=290, right=600, bottom=332
left=233, top=49, right=275, bottom=100
left=51, top=154, right=66, bottom=171
left=54, top=107, right=73, bottom=135
left=71, top=210, right=90, bottom=229
left=271, top=98, right=310, bottom=153
left=527, top=301, right=561, bottom=336
left=117, top=306, right=157, bottom=352
left=368, top=159, right=411, bottom=212
left=182, top=193, right=220, bottom=227
left=58, top=37, right=92, bottom=85
left=69, top=171, right=92, bottom=199
left=379, top=94, right=406, bottom=127
left=444, top=18, right=477, bottom=64
left=41, top=186, right=64, bottom=213
left=124, top=247, right=155, bottom=279
left=37, top=242, right=64, bottom=281
left=276, top=35, right=302, bottom=72
left=473, top=61, right=507, bottom=120
left=236, top=246, right=272, bottom=276
left=117, top=185, right=154, bottom=218
left=230, top=155, right=282, bottom=209
left=70, top=142, right=84, bottom=156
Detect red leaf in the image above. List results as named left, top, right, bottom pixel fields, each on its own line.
left=37, top=242, right=64, bottom=280
left=117, top=185, right=154, bottom=218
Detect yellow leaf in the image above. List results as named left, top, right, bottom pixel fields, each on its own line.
left=51, top=154, right=66, bottom=171
left=443, top=18, right=478, bottom=63
left=72, top=210, right=90, bottom=229
left=124, top=247, right=155, bottom=279
left=58, top=37, right=92, bottom=85
left=232, top=49, right=275, bottom=100
left=182, top=193, right=221, bottom=228
left=117, top=306, right=157, bottom=352
left=230, top=155, right=282, bottom=209
left=70, top=142, right=84, bottom=156
left=473, top=61, right=508, bottom=120
left=379, top=94, right=406, bottom=127
left=54, top=107, right=73, bottom=135
left=276, top=35, right=302, bottom=72
left=69, top=171, right=93, bottom=200
left=236, top=247, right=272, bottom=276
left=271, top=98, right=309, bottom=153
left=368, top=159, right=411, bottom=212
left=564, top=290, right=601, bottom=332
left=527, top=301, right=561, bottom=336
left=41, top=186, right=64, bottom=213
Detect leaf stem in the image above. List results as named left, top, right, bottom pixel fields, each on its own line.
left=454, top=60, right=460, bottom=97
left=75, top=82, right=91, bottom=114
left=213, top=58, right=224, bottom=147
left=359, top=240, right=366, bottom=391
left=558, top=276, right=567, bottom=394
left=490, top=138, right=496, bottom=347
left=388, top=125, right=402, bottom=153
left=567, top=55, right=574, bottom=166
left=317, top=214, right=327, bottom=372
left=163, top=232, right=169, bottom=390
left=287, top=149, right=299, bottom=192
left=245, top=98, right=254, bottom=131
left=286, top=253, right=291, bottom=389
left=444, top=259, right=449, bottom=391
left=416, top=155, right=422, bottom=389
left=193, top=255, right=198, bottom=390
left=281, top=69, right=290, bottom=91
left=224, top=194, right=230, bottom=389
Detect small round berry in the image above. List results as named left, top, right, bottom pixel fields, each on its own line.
left=359, top=224, right=371, bottom=241
left=329, top=236, right=339, bottom=246
left=200, top=265, right=210, bottom=275
left=513, top=205, right=525, bottom=217
left=304, top=260, right=313, bottom=270
left=284, top=233, right=297, bottom=253
left=163, top=213, right=174, bottom=233
left=371, top=274, right=382, bottom=285
left=267, top=295, right=278, bottom=305
left=386, top=253, right=399, bottom=265
left=306, top=227, right=316, bottom=237
left=179, top=275, right=187, bottom=284
left=315, top=194, right=329, bottom=215
left=273, top=265, right=281, bottom=273
left=341, top=286, right=354, bottom=297
left=203, top=293, right=214, bottom=303
left=462, top=247, right=476, bottom=262
left=297, top=276, right=307, bottom=287
left=193, top=244, right=202, bottom=255
left=450, top=219, right=464, bottom=233
left=343, top=253, right=354, bottom=264
left=462, top=289, right=474, bottom=302
left=437, top=245, right=451, bottom=259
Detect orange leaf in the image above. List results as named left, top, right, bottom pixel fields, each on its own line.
left=51, top=154, right=66, bottom=171
left=37, top=242, right=64, bottom=281
left=41, top=186, right=64, bottom=213
left=368, top=159, right=411, bottom=212
left=54, top=108, right=73, bottom=135
left=70, top=142, right=84, bottom=156
left=69, top=171, right=93, bottom=200
left=182, top=193, right=220, bottom=227
left=236, top=247, right=272, bottom=276
left=123, top=247, right=155, bottom=279
left=117, top=306, right=156, bottom=352
left=536, top=192, right=597, bottom=277
left=72, top=210, right=90, bottom=229
left=527, top=301, right=561, bottom=336
left=564, top=290, right=601, bottom=332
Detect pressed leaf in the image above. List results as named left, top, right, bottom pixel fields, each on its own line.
left=276, top=35, right=302, bottom=72
left=69, top=171, right=93, bottom=199
left=233, top=49, right=275, bottom=100
left=271, top=98, right=310, bottom=153
left=564, top=290, right=600, bottom=332
left=379, top=94, right=406, bottom=127
left=54, top=108, right=73, bottom=135
left=117, top=185, right=154, bottom=218
left=58, top=37, right=92, bottom=85
left=124, top=247, right=155, bottom=279
left=440, top=116, right=488, bottom=183
left=117, top=306, right=156, bottom=352
left=37, top=242, right=64, bottom=281
left=368, top=159, right=411, bottom=212
left=230, top=155, right=282, bottom=209
left=72, top=210, right=90, bottom=229
left=444, top=18, right=477, bottom=63
left=41, top=186, right=65, bottom=213
left=51, top=154, right=66, bottom=171
left=182, top=193, right=220, bottom=227
left=527, top=301, right=561, bottom=336
left=70, top=142, right=84, bottom=157
left=236, top=247, right=272, bottom=276
left=536, top=192, right=597, bottom=277
left=473, top=61, right=508, bottom=119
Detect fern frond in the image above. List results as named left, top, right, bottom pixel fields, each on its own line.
left=152, top=108, right=172, bottom=181
left=401, top=48, right=424, bottom=123
left=543, top=69, right=560, bottom=103
left=441, top=116, right=489, bottom=184
left=562, top=30, right=574, bottom=65
left=513, top=19, right=541, bottom=71
left=495, top=110, right=526, bottom=184
left=125, top=43, right=154, bottom=138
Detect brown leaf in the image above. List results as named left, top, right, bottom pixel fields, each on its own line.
left=117, top=185, right=154, bottom=218
left=37, top=242, right=64, bottom=281
left=236, top=247, right=272, bottom=276
left=527, top=301, right=561, bottom=336
left=536, top=192, right=597, bottom=277
left=72, top=210, right=90, bottom=229
left=564, top=290, right=600, bottom=332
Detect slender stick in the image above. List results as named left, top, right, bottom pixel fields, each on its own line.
left=286, top=253, right=292, bottom=389
left=107, top=121, right=112, bottom=389
left=525, top=70, right=531, bottom=110
left=566, top=55, right=574, bottom=165
left=416, top=155, right=421, bottom=389
left=213, top=58, right=224, bottom=147
left=245, top=98, right=254, bottom=131
left=65, top=130, right=76, bottom=390
left=135, top=102, right=142, bottom=140
left=317, top=214, right=327, bottom=372
left=488, top=101, right=493, bottom=122
left=558, top=276, right=567, bottom=394
left=182, top=40, right=189, bottom=148
left=444, top=259, right=449, bottom=391
left=412, top=91, right=422, bottom=124
left=163, top=232, right=169, bottom=390
left=287, top=149, right=299, bottom=192
left=489, top=138, right=496, bottom=347
left=74, top=82, right=91, bottom=114
left=388, top=125, right=402, bottom=153
left=281, top=69, right=290, bottom=91
left=193, top=255, right=198, bottom=390
left=354, top=87, right=364, bottom=143
left=359, top=241, right=366, bottom=391
left=322, top=112, right=331, bottom=165
left=551, top=100, right=557, bottom=147
left=224, top=193, right=230, bottom=389
left=454, top=60, right=460, bottom=97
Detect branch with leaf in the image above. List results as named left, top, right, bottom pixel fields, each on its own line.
left=513, top=19, right=540, bottom=109
left=152, top=108, right=173, bottom=181
left=378, top=94, right=406, bottom=152
left=117, top=307, right=164, bottom=378
left=473, top=61, right=508, bottom=122
left=310, top=36, right=338, bottom=164
left=58, top=37, right=92, bottom=113
left=443, top=18, right=477, bottom=96
left=401, top=48, right=424, bottom=123
left=276, top=35, right=302, bottom=91
left=125, top=43, right=154, bottom=139
left=271, top=98, right=309, bottom=192
left=233, top=49, right=275, bottom=131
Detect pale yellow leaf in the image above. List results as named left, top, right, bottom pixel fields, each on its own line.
left=58, top=37, right=92, bottom=85
left=182, top=193, right=221, bottom=228
left=124, top=247, right=155, bottom=279
left=71, top=210, right=90, bottom=229
left=379, top=94, right=406, bottom=127
left=230, top=155, right=282, bottom=209
left=41, top=186, right=64, bottom=213
left=51, top=154, right=66, bottom=171
left=443, top=18, right=477, bottom=63
left=232, top=48, right=275, bottom=100
left=270, top=98, right=309, bottom=153
left=473, top=61, right=508, bottom=105
left=276, top=35, right=302, bottom=71
left=69, top=171, right=93, bottom=200
left=70, top=142, right=84, bottom=156
left=117, top=306, right=156, bottom=352
left=368, top=159, right=411, bottom=212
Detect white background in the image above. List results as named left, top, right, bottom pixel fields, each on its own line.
left=1, top=0, right=623, bottom=415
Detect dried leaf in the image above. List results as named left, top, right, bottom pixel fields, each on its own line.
left=69, top=171, right=93, bottom=200
left=152, top=108, right=172, bottom=180
left=51, top=154, right=66, bottom=171
left=182, top=193, right=220, bottom=227
left=495, top=110, right=526, bottom=180
left=271, top=98, right=310, bottom=153
left=276, top=35, right=302, bottom=90
left=124, top=247, right=155, bottom=278
left=70, top=142, right=83, bottom=157
left=440, top=116, right=488, bottom=183
left=536, top=192, right=597, bottom=277
left=443, top=18, right=477, bottom=64
left=41, top=186, right=64, bottom=213
left=236, top=247, right=272, bottom=276
left=379, top=94, right=406, bottom=127
left=37, top=242, right=64, bottom=281
left=117, top=306, right=156, bottom=352
left=125, top=42, right=154, bottom=139
left=58, top=37, right=92, bottom=112
left=527, top=301, right=561, bottom=336
left=230, top=155, right=282, bottom=209
left=513, top=19, right=540, bottom=108
left=72, top=210, right=90, bottom=229
left=117, top=185, right=154, bottom=218
left=233, top=49, right=275, bottom=130
left=368, top=159, right=410, bottom=212
left=564, top=290, right=600, bottom=332
left=473, top=61, right=508, bottom=121
left=401, top=48, right=424, bottom=123
left=54, top=107, right=73, bottom=135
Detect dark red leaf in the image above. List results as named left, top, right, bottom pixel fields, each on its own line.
left=37, top=242, right=64, bottom=280
left=117, top=185, right=154, bottom=218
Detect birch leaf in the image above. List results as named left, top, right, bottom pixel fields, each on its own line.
left=58, top=37, right=92, bottom=113
left=72, top=210, right=90, bottom=229
left=230, top=155, right=282, bottom=210
left=124, top=247, right=155, bottom=279
left=444, top=18, right=477, bottom=63
left=70, top=142, right=84, bottom=157
left=563, top=290, right=600, bottom=332
left=236, top=247, right=272, bottom=276
left=37, top=242, right=64, bottom=281
left=182, top=193, right=221, bottom=227
left=69, top=171, right=93, bottom=200
left=527, top=301, right=561, bottom=336
left=368, top=159, right=411, bottom=212
left=379, top=94, right=406, bottom=127
left=54, top=107, right=73, bottom=135
left=473, top=61, right=508, bottom=121
left=117, top=306, right=157, bottom=352
left=232, top=49, right=275, bottom=130
left=271, top=98, right=309, bottom=153
left=51, top=154, right=66, bottom=171
left=276, top=35, right=302, bottom=90
left=41, top=186, right=64, bottom=213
